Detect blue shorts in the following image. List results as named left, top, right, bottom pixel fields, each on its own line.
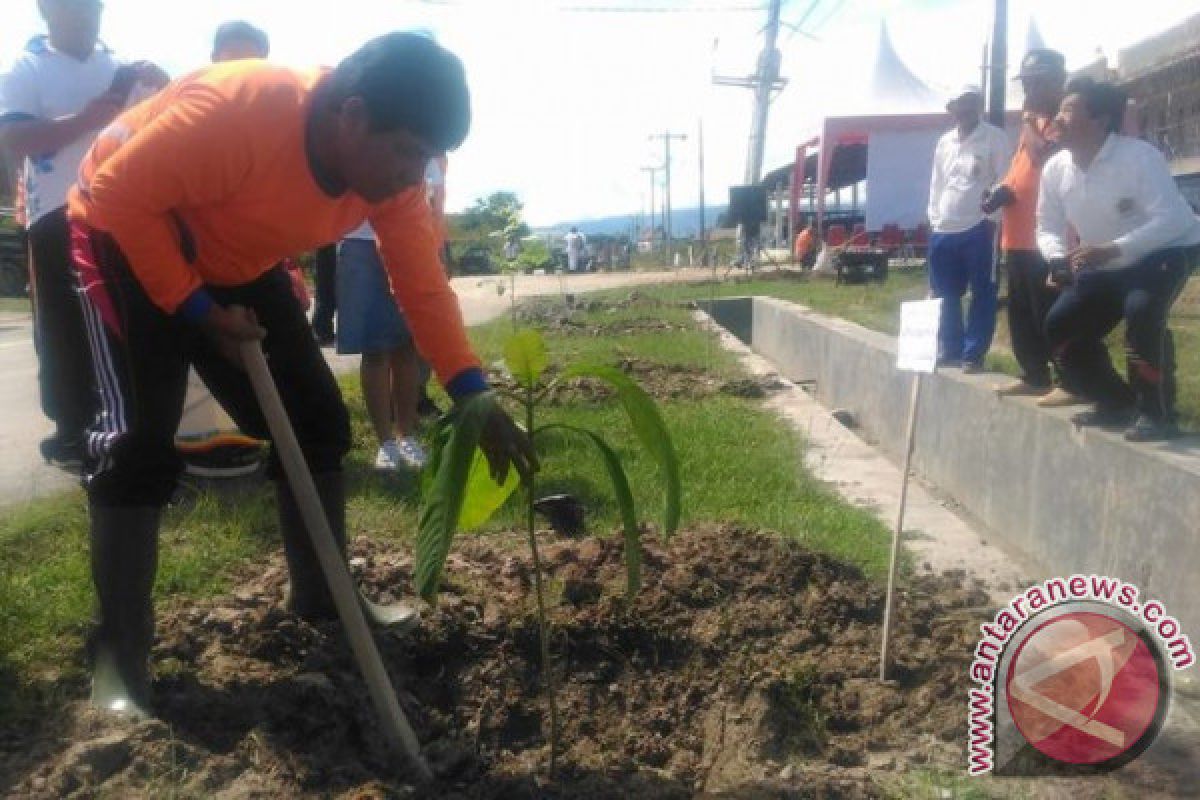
left=335, top=238, right=412, bottom=355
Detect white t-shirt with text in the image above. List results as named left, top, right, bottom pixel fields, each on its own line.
left=0, top=36, right=122, bottom=226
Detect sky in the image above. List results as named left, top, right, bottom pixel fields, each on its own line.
left=2, top=0, right=1197, bottom=226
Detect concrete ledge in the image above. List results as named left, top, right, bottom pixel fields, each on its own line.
left=703, top=295, right=1200, bottom=633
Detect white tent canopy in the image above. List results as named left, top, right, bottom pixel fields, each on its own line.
left=868, top=22, right=946, bottom=114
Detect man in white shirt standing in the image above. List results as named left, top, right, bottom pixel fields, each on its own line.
left=564, top=225, right=586, bottom=273
left=1039, top=78, right=1200, bottom=441
left=926, top=85, right=1012, bottom=371
left=0, top=0, right=166, bottom=467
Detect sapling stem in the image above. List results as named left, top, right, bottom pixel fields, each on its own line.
left=524, top=384, right=559, bottom=775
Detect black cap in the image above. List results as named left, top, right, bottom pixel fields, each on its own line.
left=1014, top=49, right=1066, bottom=80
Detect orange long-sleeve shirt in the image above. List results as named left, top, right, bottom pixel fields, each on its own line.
left=68, top=60, right=480, bottom=388
left=998, top=111, right=1058, bottom=252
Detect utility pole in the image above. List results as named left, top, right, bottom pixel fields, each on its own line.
left=697, top=117, right=707, bottom=264
left=980, top=42, right=989, bottom=103
left=649, top=131, right=687, bottom=263
left=987, top=0, right=1008, bottom=128
left=713, top=0, right=788, bottom=185
left=640, top=164, right=661, bottom=249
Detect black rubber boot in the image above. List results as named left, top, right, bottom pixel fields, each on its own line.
left=89, top=505, right=160, bottom=719
left=276, top=472, right=346, bottom=621
left=276, top=473, right=420, bottom=631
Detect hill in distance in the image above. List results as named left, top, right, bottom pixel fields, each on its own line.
left=534, top=205, right=728, bottom=238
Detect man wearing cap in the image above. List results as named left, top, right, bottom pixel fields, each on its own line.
left=986, top=50, right=1082, bottom=406
left=1039, top=77, right=1200, bottom=441
left=926, top=84, right=1012, bottom=371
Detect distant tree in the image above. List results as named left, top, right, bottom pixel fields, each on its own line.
left=455, top=191, right=530, bottom=243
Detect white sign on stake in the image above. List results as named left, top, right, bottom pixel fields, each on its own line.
left=880, top=298, right=941, bottom=683
left=896, top=298, right=942, bottom=373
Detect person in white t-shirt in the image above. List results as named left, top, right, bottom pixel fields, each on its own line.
left=0, top=0, right=166, bottom=467
left=564, top=226, right=586, bottom=272
left=926, top=85, right=1012, bottom=372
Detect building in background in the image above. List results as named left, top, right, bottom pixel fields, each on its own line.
left=1120, top=12, right=1200, bottom=208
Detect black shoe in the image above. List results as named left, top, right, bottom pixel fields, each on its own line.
left=1071, top=407, right=1135, bottom=429
left=40, top=434, right=84, bottom=470
left=313, top=329, right=335, bottom=347
left=1123, top=414, right=1179, bottom=442
left=961, top=360, right=985, bottom=375
left=936, top=357, right=961, bottom=369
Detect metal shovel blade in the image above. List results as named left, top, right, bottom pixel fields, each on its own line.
left=359, top=591, right=421, bottom=634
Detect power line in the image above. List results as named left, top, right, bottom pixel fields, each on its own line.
left=559, top=3, right=766, bottom=11
left=793, top=0, right=821, bottom=29
left=808, top=0, right=844, bottom=33
left=415, top=1, right=768, bottom=11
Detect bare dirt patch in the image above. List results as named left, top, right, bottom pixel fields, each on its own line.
left=1, top=526, right=998, bottom=799
left=512, top=291, right=688, bottom=338
left=491, top=358, right=787, bottom=405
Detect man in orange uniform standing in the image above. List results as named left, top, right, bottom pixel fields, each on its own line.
left=69, top=33, right=535, bottom=717
left=986, top=49, right=1080, bottom=406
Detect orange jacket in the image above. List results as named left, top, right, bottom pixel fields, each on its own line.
left=69, top=60, right=480, bottom=389
left=998, top=112, right=1058, bottom=252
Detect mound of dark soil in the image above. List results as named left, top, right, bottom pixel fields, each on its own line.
left=2, top=526, right=991, bottom=799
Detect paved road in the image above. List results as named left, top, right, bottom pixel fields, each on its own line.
left=0, top=268, right=711, bottom=507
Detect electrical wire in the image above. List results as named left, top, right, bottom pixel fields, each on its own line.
left=414, top=0, right=767, bottom=11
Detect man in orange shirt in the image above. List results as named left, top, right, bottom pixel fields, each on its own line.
left=69, top=33, right=535, bottom=717
left=984, top=49, right=1079, bottom=405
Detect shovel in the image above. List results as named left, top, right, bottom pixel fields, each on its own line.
left=241, top=340, right=432, bottom=781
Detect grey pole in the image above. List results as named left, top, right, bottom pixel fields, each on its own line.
left=744, top=0, right=783, bottom=184
left=649, top=132, right=687, bottom=265
left=988, top=0, right=1008, bottom=128
left=698, top=118, right=707, bottom=264
left=641, top=165, right=661, bottom=252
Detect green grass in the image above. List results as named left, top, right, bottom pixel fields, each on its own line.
left=0, top=289, right=892, bottom=735
left=610, top=268, right=1200, bottom=431
left=0, top=485, right=277, bottom=725
left=463, top=302, right=889, bottom=568
left=879, top=767, right=1133, bottom=800
left=0, top=296, right=31, bottom=313
left=879, top=768, right=1029, bottom=800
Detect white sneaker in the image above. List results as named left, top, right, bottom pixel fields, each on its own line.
left=395, top=436, right=428, bottom=470
left=374, top=439, right=402, bottom=471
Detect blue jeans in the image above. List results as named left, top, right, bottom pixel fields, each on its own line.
left=928, top=220, right=997, bottom=364
left=1045, top=246, right=1197, bottom=419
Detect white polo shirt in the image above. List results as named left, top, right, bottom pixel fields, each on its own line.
left=0, top=35, right=122, bottom=226
left=927, top=120, right=1012, bottom=234
left=1037, top=134, right=1200, bottom=268
left=564, top=231, right=585, bottom=255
